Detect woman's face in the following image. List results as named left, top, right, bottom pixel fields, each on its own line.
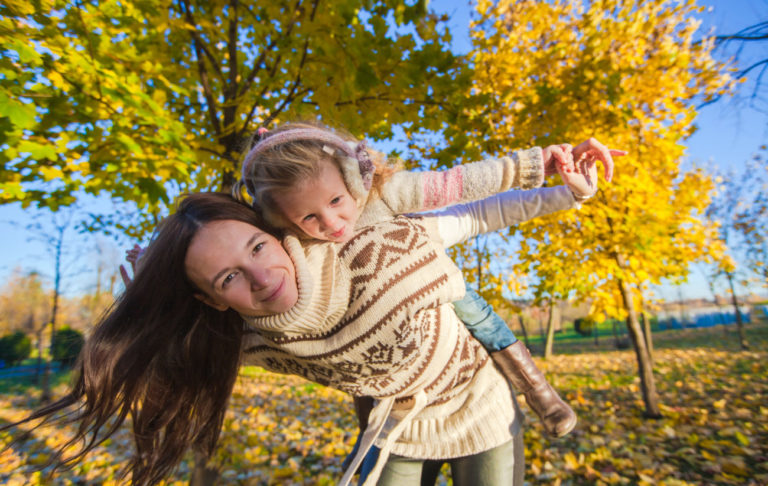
left=185, top=220, right=298, bottom=316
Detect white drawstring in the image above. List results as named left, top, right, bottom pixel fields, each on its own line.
left=361, top=390, right=427, bottom=486
left=338, top=390, right=429, bottom=486
left=338, top=397, right=395, bottom=486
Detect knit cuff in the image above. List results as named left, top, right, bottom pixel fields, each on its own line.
left=514, top=147, right=545, bottom=190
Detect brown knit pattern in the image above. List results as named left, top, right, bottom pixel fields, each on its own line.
left=243, top=217, right=483, bottom=400
left=242, top=217, right=519, bottom=460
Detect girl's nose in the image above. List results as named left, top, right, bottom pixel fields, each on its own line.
left=319, top=212, right=337, bottom=230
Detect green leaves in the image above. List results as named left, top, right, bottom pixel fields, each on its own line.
left=1, top=0, right=465, bottom=237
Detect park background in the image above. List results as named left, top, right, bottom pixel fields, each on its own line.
left=0, top=0, right=767, bottom=484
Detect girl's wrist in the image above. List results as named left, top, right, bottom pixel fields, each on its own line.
left=570, top=189, right=593, bottom=202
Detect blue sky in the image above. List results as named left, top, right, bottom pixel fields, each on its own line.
left=1, top=0, right=766, bottom=301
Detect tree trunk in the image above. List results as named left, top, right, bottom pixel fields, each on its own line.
left=618, top=277, right=662, bottom=418
left=35, top=327, right=44, bottom=384
left=41, top=281, right=60, bottom=404
left=516, top=313, right=530, bottom=349
left=703, top=270, right=729, bottom=335
left=593, top=319, right=599, bottom=346
left=189, top=450, right=218, bottom=486
left=639, top=301, right=654, bottom=366
left=544, top=300, right=557, bottom=359
left=677, top=286, right=687, bottom=326
left=725, top=271, right=748, bottom=350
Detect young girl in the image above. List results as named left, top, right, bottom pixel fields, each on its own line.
left=235, top=122, right=619, bottom=439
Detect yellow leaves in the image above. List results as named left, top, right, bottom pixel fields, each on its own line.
left=470, top=0, right=732, bottom=320
left=2, top=328, right=768, bottom=484
left=713, top=399, right=726, bottom=409
left=720, top=456, right=749, bottom=477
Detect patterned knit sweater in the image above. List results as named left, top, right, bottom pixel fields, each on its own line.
left=242, top=217, right=519, bottom=483
left=241, top=186, right=577, bottom=484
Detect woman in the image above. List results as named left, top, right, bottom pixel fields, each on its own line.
left=5, top=148, right=609, bottom=485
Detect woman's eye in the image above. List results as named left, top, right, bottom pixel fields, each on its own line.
left=252, top=242, right=265, bottom=253
left=222, top=272, right=238, bottom=288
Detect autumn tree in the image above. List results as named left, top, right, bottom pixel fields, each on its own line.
left=26, top=206, right=81, bottom=402
left=0, top=269, right=50, bottom=335
left=705, top=146, right=768, bottom=349
left=733, top=147, right=768, bottom=285
left=421, top=0, right=733, bottom=418
left=0, top=0, right=467, bottom=236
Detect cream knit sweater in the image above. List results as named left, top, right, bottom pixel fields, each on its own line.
left=241, top=186, right=578, bottom=485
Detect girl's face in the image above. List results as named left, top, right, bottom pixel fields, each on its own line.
left=185, top=220, right=298, bottom=317
left=272, top=158, right=359, bottom=243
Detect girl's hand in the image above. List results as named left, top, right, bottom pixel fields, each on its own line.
left=543, top=144, right=575, bottom=177
left=559, top=138, right=626, bottom=199
left=119, top=244, right=145, bottom=286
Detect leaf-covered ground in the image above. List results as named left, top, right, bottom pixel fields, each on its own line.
left=1, top=323, right=766, bottom=485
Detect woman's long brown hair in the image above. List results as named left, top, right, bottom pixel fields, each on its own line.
left=3, top=193, right=276, bottom=485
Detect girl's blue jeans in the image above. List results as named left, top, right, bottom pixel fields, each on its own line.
left=452, top=283, right=517, bottom=352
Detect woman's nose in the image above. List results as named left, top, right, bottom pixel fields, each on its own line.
left=245, top=266, right=270, bottom=289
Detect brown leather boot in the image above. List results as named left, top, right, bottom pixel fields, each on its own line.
left=491, top=341, right=577, bottom=437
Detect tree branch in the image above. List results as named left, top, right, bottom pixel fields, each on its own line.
left=223, top=0, right=240, bottom=130
left=238, top=0, right=305, bottom=99
left=179, top=0, right=222, bottom=136
left=262, top=39, right=312, bottom=128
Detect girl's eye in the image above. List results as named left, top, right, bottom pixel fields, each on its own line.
left=330, top=196, right=341, bottom=205
left=302, top=214, right=316, bottom=223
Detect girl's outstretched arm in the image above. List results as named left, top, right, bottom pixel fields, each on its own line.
left=431, top=185, right=580, bottom=248
left=376, top=147, right=545, bottom=216
left=374, top=138, right=622, bottom=218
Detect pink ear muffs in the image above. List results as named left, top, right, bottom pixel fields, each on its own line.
left=240, top=127, right=376, bottom=201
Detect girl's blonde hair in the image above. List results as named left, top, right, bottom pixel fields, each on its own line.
left=233, top=121, right=396, bottom=227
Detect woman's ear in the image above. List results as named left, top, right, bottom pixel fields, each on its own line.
left=193, top=293, right=230, bottom=312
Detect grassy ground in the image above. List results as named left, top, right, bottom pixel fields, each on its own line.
left=0, top=322, right=765, bottom=485
left=523, top=313, right=765, bottom=356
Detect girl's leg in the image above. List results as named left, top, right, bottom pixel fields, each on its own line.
left=376, top=454, right=425, bottom=486
left=454, top=284, right=576, bottom=438
left=449, top=430, right=525, bottom=486
left=453, top=285, right=517, bottom=351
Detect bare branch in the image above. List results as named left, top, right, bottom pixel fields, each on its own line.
left=738, top=58, right=768, bottom=79
left=262, top=39, right=311, bottom=127
left=238, top=0, right=305, bottom=99
left=179, top=0, right=222, bottom=135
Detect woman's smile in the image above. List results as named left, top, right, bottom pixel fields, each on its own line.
left=185, top=220, right=298, bottom=316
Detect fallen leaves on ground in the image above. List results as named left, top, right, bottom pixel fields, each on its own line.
left=0, top=326, right=766, bottom=485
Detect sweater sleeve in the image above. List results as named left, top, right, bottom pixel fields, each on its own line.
left=431, top=185, right=578, bottom=248
left=378, top=148, right=545, bottom=215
